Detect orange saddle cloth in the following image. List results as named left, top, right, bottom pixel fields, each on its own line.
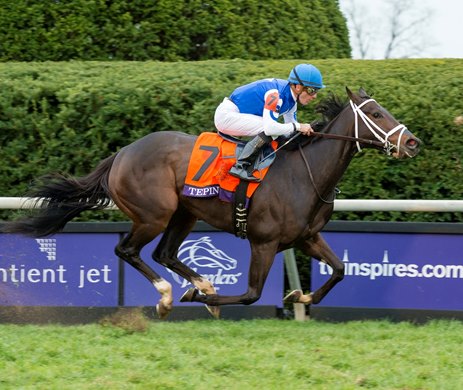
left=183, top=132, right=276, bottom=204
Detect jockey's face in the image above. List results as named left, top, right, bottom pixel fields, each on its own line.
left=294, top=84, right=318, bottom=105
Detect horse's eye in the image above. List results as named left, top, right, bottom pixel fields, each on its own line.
left=373, top=112, right=382, bottom=119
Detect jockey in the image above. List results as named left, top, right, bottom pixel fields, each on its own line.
left=214, top=63, right=325, bottom=182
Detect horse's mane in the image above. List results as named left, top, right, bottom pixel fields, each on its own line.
left=315, top=93, right=348, bottom=128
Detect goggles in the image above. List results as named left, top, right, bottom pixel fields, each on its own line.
left=302, top=86, right=319, bottom=96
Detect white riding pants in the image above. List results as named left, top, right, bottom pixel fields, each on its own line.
left=214, top=98, right=296, bottom=137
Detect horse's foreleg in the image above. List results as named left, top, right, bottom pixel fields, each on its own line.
left=181, top=241, right=278, bottom=306
left=115, top=225, right=173, bottom=319
left=152, top=207, right=220, bottom=317
left=285, top=232, right=344, bottom=305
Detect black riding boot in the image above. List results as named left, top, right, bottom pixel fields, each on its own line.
left=229, top=133, right=272, bottom=182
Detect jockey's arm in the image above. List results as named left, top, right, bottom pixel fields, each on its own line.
left=262, top=90, right=313, bottom=136
left=283, top=106, right=314, bottom=136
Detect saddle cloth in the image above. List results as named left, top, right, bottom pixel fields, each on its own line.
left=183, top=132, right=277, bottom=204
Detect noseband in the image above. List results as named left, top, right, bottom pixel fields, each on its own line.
left=350, top=99, right=408, bottom=156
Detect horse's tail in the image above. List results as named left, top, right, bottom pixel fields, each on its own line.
left=2, top=154, right=118, bottom=237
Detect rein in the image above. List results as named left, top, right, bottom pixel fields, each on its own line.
left=298, top=143, right=336, bottom=204
left=311, top=132, right=384, bottom=148
left=261, top=123, right=385, bottom=164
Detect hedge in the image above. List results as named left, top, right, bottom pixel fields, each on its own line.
left=0, top=0, right=350, bottom=61
left=0, top=59, right=462, bottom=223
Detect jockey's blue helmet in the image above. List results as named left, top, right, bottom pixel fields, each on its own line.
left=288, top=64, right=326, bottom=89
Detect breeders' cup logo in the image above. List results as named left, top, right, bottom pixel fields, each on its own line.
left=167, top=236, right=242, bottom=290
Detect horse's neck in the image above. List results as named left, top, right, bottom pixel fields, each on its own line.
left=301, top=113, right=356, bottom=189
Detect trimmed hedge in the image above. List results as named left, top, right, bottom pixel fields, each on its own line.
left=0, top=0, right=350, bottom=61
left=0, top=59, right=462, bottom=222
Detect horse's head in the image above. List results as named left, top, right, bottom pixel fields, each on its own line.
left=346, top=87, right=421, bottom=158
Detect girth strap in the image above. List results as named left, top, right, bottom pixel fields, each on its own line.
left=233, top=180, right=249, bottom=239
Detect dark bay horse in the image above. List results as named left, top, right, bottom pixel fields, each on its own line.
left=2, top=88, right=421, bottom=318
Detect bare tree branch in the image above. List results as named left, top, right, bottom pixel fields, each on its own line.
left=383, top=0, right=433, bottom=59
left=343, top=0, right=371, bottom=59
left=340, top=0, right=434, bottom=59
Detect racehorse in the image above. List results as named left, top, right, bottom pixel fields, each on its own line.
left=2, top=88, right=421, bottom=319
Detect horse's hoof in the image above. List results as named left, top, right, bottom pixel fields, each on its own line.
left=180, top=287, right=197, bottom=302
left=206, top=305, right=220, bottom=319
left=303, top=292, right=314, bottom=305
left=283, top=289, right=303, bottom=303
left=156, top=302, right=172, bottom=320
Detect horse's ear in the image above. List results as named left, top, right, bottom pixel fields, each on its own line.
left=346, top=86, right=360, bottom=103
left=358, top=87, right=369, bottom=97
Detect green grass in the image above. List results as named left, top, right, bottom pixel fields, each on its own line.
left=1, top=317, right=462, bottom=389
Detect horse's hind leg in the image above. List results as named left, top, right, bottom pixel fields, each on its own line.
left=115, top=223, right=174, bottom=319
left=152, top=206, right=220, bottom=318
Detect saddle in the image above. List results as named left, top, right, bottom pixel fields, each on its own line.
left=183, top=132, right=278, bottom=239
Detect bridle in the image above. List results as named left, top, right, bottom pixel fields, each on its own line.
left=298, top=97, right=408, bottom=204
left=349, top=98, right=408, bottom=156
left=262, top=97, right=409, bottom=203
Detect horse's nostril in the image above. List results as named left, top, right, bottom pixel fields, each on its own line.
left=406, top=138, right=419, bottom=149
